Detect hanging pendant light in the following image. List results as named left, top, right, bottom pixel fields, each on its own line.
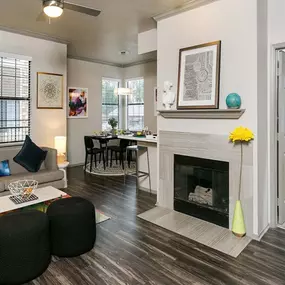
left=114, top=88, right=133, bottom=96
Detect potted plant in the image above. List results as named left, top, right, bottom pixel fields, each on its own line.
left=229, top=126, right=254, bottom=237
left=108, top=118, right=118, bottom=135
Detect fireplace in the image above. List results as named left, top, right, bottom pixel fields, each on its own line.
left=174, top=154, right=229, bottom=228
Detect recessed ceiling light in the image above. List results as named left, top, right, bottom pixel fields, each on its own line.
left=119, top=50, right=130, bottom=56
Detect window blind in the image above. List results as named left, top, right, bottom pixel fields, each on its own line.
left=0, top=56, right=31, bottom=144
left=102, top=78, right=119, bottom=131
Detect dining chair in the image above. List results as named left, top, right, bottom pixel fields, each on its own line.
left=107, top=139, right=130, bottom=169
left=84, top=136, right=106, bottom=172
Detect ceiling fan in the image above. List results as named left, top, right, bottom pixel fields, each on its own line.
left=37, top=0, right=101, bottom=21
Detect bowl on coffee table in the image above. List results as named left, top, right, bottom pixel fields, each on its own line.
left=8, top=180, right=38, bottom=197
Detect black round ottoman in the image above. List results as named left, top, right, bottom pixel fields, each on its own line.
left=47, top=197, right=96, bottom=257
left=0, top=210, right=50, bottom=285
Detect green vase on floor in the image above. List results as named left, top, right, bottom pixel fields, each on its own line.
left=232, top=200, right=246, bottom=237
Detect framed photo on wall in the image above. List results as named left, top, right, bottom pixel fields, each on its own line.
left=37, top=72, right=63, bottom=109
left=177, top=41, right=221, bottom=109
left=68, top=87, right=88, bottom=118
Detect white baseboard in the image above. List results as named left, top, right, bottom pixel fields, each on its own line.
left=68, top=162, right=84, bottom=167
left=139, top=186, right=157, bottom=194
left=251, top=224, right=270, bottom=241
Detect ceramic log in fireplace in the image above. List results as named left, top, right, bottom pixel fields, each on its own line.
left=174, top=155, right=229, bottom=228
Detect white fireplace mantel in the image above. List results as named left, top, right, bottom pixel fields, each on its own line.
left=158, top=130, right=254, bottom=238
left=158, top=109, right=245, bottom=119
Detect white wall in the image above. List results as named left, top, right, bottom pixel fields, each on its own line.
left=157, top=0, right=258, bottom=133
left=157, top=0, right=268, bottom=237
left=138, top=29, right=157, bottom=55
left=67, top=59, right=157, bottom=165
left=0, top=30, right=67, bottom=147
left=123, top=61, right=157, bottom=132
left=67, top=58, right=122, bottom=165
left=256, top=0, right=268, bottom=236
left=268, top=0, right=285, bottom=45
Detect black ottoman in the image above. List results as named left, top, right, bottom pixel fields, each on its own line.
left=0, top=210, right=50, bottom=285
left=47, top=197, right=96, bottom=257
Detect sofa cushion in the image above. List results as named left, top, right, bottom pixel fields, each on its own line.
left=0, top=181, right=5, bottom=193
left=2, top=170, right=64, bottom=190
left=13, top=136, right=47, bottom=173
left=0, top=190, right=8, bottom=197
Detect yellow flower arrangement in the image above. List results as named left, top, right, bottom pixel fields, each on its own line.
left=229, top=126, right=254, bottom=142
left=229, top=126, right=254, bottom=238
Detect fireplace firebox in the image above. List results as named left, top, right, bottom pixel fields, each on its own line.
left=174, top=155, right=229, bottom=228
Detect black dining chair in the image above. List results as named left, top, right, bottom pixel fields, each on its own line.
left=84, top=136, right=106, bottom=172
left=107, top=139, right=130, bottom=169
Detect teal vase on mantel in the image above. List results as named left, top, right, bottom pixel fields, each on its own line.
left=226, top=93, right=241, bottom=109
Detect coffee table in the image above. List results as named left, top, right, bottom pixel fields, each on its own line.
left=0, top=186, right=68, bottom=215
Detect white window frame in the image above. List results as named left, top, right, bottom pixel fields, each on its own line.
left=101, top=77, right=121, bottom=131
left=126, top=77, right=144, bottom=131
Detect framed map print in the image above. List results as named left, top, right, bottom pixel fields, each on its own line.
left=177, top=41, right=221, bottom=109
left=37, top=72, right=63, bottom=109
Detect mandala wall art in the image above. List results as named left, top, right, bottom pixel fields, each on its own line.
left=37, top=72, right=63, bottom=109
left=177, top=41, right=221, bottom=109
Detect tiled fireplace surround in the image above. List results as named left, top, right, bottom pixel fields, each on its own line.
left=158, top=131, right=254, bottom=237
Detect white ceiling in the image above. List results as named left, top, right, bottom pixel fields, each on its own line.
left=0, top=0, right=204, bottom=66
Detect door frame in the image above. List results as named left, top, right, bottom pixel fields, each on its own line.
left=270, top=43, right=285, bottom=227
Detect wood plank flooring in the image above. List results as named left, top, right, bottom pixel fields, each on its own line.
left=27, top=166, right=285, bottom=285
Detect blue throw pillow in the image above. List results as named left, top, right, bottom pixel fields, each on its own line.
left=0, top=160, right=11, bottom=177
left=13, top=136, right=47, bottom=173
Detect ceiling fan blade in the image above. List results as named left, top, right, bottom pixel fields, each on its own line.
left=64, top=2, right=101, bottom=17
left=36, top=11, right=49, bottom=22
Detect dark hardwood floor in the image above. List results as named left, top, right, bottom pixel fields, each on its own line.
left=27, top=166, right=285, bottom=285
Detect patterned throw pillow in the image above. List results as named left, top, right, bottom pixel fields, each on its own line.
left=0, top=160, right=11, bottom=177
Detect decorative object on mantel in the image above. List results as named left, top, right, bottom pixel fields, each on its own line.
left=37, top=72, right=63, bottom=109
left=158, top=109, right=245, bottom=119
left=226, top=93, right=241, bottom=109
left=163, top=81, right=175, bottom=110
left=68, top=87, right=88, bottom=118
left=177, top=41, right=221, bottom=109
left=229, top=126, right=254, bottom=237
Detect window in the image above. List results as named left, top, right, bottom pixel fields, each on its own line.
left=0, top=55, right=31, bottom=144
left=127, top=78, right=144, bottom=131
left=102, top=78, right=120, bottom=131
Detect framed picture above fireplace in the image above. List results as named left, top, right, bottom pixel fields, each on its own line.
left=177, top=41, right=221, bottom=109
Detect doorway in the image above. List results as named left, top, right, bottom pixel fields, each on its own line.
left=277, top=49, right=285, bottom=228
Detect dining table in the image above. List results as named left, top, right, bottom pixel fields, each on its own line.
left=90, top=135, right=119, bottom=160
left=91, top=135, right=118, bottom=143
left=89, top=134, right=157, bottom=193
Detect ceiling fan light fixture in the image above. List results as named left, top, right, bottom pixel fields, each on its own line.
left=43, top=0, right=64, bottom=18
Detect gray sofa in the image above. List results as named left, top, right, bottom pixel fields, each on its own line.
left=0, top=146, right=65, bottom=197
